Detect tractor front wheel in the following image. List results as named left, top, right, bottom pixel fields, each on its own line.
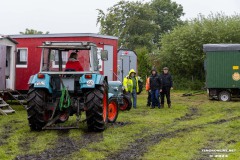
left=85, top=83, right=108, bottom=132
left=119, top=94, right=132, bottom=111
left=108, top=98, right=118, bottom=123
left=27, top=87, right=50, bottom=131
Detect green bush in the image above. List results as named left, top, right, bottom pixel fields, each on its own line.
left=173, top=76, right=204, bottom=90
left=160, top=13, right=240, bottom=82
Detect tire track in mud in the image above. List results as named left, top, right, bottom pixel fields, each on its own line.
left=18, top=136, right=37, bottom=153
left=0, top=124, right=12, bottom=146
left=107, top=116, right=240, bottom=160
left=0, top=120, right=22, bottom=146
left=196, top=127, right=238, bottom=160
left=16, top=121, right=131, bottom=160
left=175, top=107, right=199, bottom=121
left=16, top=130, right=103, bottom=160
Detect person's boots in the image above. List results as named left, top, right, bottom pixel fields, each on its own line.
left=168, top=103, right=171, bottom=108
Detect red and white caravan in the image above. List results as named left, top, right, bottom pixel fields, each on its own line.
left=10, top=33, right=119, bottom=92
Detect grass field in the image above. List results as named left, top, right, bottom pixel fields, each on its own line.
left=0, top=91, right=240, bottom=160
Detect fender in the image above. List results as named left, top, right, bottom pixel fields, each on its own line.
left=29, top=73, right=53, bottom=93
left=80, top=74, right=107, bottom=89
left=108, top=93, right=115, bottom=99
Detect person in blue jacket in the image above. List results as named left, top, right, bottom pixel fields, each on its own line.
left=149, top=68, right=162, bottom=109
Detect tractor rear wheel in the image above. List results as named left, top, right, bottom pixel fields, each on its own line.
left=119, top=94, right=132, bottom=111
left=85, top=83, right=108, bottom=132
left=27, top=87, right=49, bottom=131
left=108, top=98, right=118, bottom=123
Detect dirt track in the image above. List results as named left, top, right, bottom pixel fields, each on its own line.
left=106, top=116, right=240, bottom=160
left=15, top=122, right=131, bottom=160
left=13, top=111, right=240, bottom=160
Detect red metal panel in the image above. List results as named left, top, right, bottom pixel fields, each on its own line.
left=13, top=35, right=118, bottom=91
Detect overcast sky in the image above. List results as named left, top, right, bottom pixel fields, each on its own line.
left=0, top=0, right=239, bottom=35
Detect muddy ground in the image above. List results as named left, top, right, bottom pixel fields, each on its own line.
left=15, top=122, right=130, bottom=160
left=12, top=113, right=240, bottom=160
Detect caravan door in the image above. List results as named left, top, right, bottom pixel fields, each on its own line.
left=0, top=45, right=6, bottom=90
left=104, top=45, right=114, bottom=81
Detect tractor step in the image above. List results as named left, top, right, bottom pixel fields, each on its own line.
left=2, top=109, right=15, bottom=114
left=0, top=89, right=27, bottom=108
left=0, top=109, right=15, bottom=115
left=0, top=103, right=9, bottom=107
left=0, top=94, right=15, bottom=115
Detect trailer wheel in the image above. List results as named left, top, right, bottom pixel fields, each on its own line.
left=119, top=94, right=132, bottom=111
left=108, top=98, right=119, bottom=123
left=218, top=91, right=231, bottom=101
left=27, top=86, right=50, bottom=131
left=85, top=82, right=108, bottom=132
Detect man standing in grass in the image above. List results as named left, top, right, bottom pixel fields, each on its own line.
left=123, top=69, right=139, bottom=109
left=160, top=67, right=173, bottom=108
left=149, top=68, right=162, bottom=109
left=145, top=76, right=151, bottom=107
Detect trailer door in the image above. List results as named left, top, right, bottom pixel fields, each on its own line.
left=0, top=45, right=6, bottom=90
left=118, top=50, right=137, bottom=82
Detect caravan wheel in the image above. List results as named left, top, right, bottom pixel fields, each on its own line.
left=218, top=91, right=231, bottom=102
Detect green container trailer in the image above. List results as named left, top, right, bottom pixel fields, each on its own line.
left=203, top=44, right=240, bottom=101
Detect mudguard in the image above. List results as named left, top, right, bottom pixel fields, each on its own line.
left=108, top=93, right=115, bottom=99
left=79, top=74, right=106, bottom=89
left=29, top=74, right=53, bottom=93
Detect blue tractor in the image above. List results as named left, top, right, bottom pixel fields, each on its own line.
left=27, top=41, right=118, bottom=131
left=108, top=81, right=132, bottom=112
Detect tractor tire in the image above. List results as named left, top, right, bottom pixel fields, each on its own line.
left=27, top=87, right=49, bottom=131
left=137, top=81, right=143, bottom=95
left=108, top=98, right=119, bottom=123
left=218, top=91, right=231, bottom=102
left=85, top=83, right=108, bottom=132
left=119, top=94, right=132, bottom=111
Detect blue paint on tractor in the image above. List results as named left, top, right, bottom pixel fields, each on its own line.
left=30, top=74, right=53, bottom=93
left=108, top=81, right=124, bottom=105
left=79, top=74, right=104, bottom=89
left=108, top=93, right=114, bottom=99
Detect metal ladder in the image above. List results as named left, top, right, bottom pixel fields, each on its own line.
left=0, top=97, right=15, bottom=115
left=5, top=89, right=27, bottom=108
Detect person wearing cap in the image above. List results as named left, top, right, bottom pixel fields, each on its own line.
left=149, top=68, right=162, bottom=109
left=160, top=67, right=173, bottom=108
left=123, top=69, right=139, bottom=109
left=65, top=52, right=83, bottom=71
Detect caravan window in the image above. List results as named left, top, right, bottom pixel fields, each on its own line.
left=16, top=48, right=28, bottom=68
left=52, top=50, right=68, bottom=68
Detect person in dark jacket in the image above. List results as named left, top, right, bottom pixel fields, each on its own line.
left=160, top=67, right=173, bottom=108
left=149, top=68, right=162, bottom=109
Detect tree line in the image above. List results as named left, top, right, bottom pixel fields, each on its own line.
left=19, top=0, right=240, bottom=90
left=97, top=0, right=240, bottom=89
